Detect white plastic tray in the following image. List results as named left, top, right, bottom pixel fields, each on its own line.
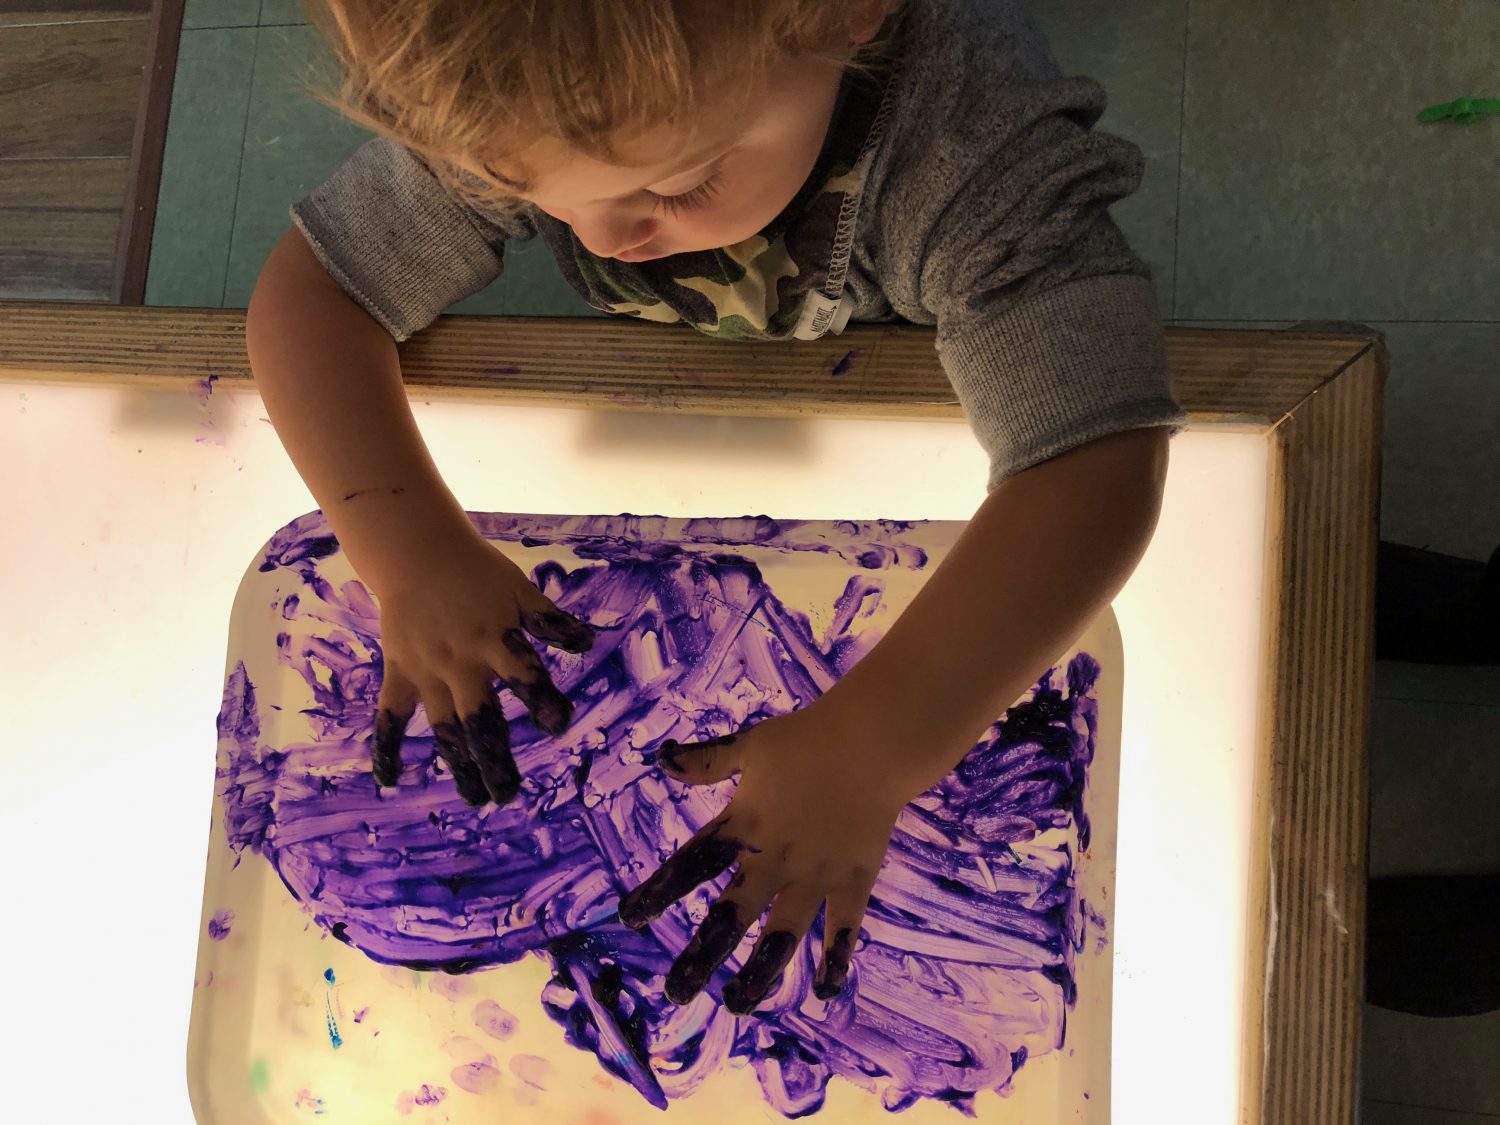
left=188, top=510, right=1119, bottom=1123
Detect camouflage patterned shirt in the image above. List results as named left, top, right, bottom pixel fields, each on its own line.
left=292, top=0, right=1188, bottom=487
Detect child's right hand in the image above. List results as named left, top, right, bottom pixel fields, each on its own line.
left=369, top=530, right=596, bottom=807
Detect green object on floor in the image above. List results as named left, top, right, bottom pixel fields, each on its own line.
left=1419, top=96, right=1500, bottom=124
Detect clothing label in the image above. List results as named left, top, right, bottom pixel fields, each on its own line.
left=792, top=289, right=852, bottom=340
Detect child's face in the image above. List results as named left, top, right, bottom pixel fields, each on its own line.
left=475, top=18, right=884, bottom=262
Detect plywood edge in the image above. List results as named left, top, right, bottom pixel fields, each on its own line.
left=1242, top=338, right=1385, bottom=1125
left=0, top=301, right=1378, bottom=426
left=1240, top=431, right=1287, bottom=1125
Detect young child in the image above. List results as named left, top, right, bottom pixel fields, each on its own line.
left=245, top=0, right=1186, bottom=1016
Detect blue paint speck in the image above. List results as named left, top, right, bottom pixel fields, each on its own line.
left=324, top=968, right=342, bottom=1047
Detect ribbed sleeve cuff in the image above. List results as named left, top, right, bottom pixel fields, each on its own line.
left=288, top=139, right=503, bottom=343
left=938, top=273, right=1189, bottom=490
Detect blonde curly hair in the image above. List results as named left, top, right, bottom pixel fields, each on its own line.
left=296, top=0, right=900, bottom=219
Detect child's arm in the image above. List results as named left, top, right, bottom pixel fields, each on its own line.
left=245, top=228, right=596, bottom=807
left=246, top=226, right=483, bottom=595
left=823, top=424, right=1168, bottom=796
left=618, top=425, right=1168, bottom=1012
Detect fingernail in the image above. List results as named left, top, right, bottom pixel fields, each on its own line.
left=657, top=739, right=684, bottom=773
left=617, top=892, right=649, bottom=930
left=722, top=977, right=755, bottom=1013
left=723, top=930, right=797, bottom=1014
left=371, top=709, right=410, bottom=786
left=664, top=961, right=708, bottom=1004
left=524, top=609, right=595, bottom=653
left=814, top=927, right=855, bottom=1000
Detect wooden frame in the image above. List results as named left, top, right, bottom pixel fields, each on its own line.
left=0, top=302, right=1386, bottom=1125
left=115, top=0, right=188, bottom=304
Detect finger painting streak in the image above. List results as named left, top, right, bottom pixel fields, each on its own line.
left=217, top=513, right=1104, bottom=1117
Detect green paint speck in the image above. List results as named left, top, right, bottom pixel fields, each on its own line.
left=249, top=1057, right=270, bottom=1093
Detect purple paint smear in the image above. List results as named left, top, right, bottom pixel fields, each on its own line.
left=207, top=909, right=234, bottom=941
left=216, top=513, right=1105, bottom=1117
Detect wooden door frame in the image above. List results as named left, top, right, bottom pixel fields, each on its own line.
left=114, top=0, right=188, bottom=304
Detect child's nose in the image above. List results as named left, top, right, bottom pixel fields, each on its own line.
left=577, top=213, right=659, bottom=260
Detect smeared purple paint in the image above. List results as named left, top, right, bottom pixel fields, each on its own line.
left=192, top=374, right=230, bottom=448
left=217, top=512, right=1105, bottom=1116
left=473, top=999, right=517, bottom=1040
left=397, top=1083, right=447, bottom=1113
left=446, top=1038, right=501, bottom=1094
left=208, top=909, right=234, bottom=940
left=510, top=1053, right=554, bottom=1089
left=830, top=350, right=858, bottom=378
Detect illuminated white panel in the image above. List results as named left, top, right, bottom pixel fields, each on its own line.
left=0, top=383, right=1265, bottom=1123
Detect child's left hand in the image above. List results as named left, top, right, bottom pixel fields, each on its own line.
left=616, top=697, right=922, bottom=1015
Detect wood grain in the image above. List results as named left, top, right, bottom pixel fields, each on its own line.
left=0, top=159, right=132, bottom=300
left=0, top=17, right=150, bottom=159
left=0, top=302, right=1369, bottom=426
left=1244, top=344, right=1383, bottom=1125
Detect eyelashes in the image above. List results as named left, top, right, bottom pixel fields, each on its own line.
left=652, top=166, right=725, bottom=218
left=483, top=157, right=729, bottom=218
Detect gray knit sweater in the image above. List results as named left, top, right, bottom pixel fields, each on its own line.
left=290, top=0, right=1188, bottom=491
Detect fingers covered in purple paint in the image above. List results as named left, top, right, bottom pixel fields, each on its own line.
left=658, top=857, right=791, bottom=1009
left=723, top=928, right=801, bottom=1013
left=719, top=877, right=826, bottom=1015
left=618, top=821, right=745, bottom=930
left=462, top=697, right=522, bottom=805
left=653, top=733, right=743, bottom=783
left=621, top=705, right=910, bottom=1014
left=814, top=865, right=881, bottom=1000
left=371, top=706, right=412, bottom=787
left=814, top=926, right=857, bottom=1000
left=665, top=896, right=752, bottom=1004
left=365, top=530, right=597, bottom=808
left=431, top=713, right=494, bottom=806
left=520, top=606, right=596, bottom=654
left=498, top=628, right=574, bottom=736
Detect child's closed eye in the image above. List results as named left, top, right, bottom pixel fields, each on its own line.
left=652, top=166, right=725, bottom=218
